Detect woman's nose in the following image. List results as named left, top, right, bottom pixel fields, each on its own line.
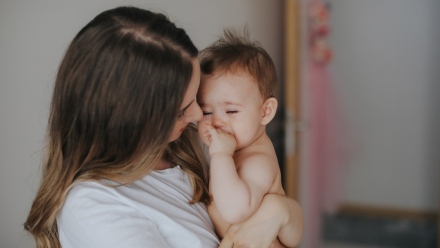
left=185, top=102, right=203, bottom=123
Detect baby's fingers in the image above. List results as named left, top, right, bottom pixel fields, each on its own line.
left=204, top=123, right=218, bottom=136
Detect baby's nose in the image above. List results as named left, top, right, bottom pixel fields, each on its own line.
left=212, top=115, right=225, bottom=128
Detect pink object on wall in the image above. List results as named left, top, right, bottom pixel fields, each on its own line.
left=301, top=1, right=352, bottom=247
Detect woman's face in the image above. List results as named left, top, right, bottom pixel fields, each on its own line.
left=168, top=58, right=203, bottom=142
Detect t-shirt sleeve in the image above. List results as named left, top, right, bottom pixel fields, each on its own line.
left=57, top=183, right=171, bottom=248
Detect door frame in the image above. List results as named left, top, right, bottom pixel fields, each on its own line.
left=284, top=0, right=301, bottom=200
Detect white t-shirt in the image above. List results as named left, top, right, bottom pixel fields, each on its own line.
left=57, top=166, right=219, bottom=248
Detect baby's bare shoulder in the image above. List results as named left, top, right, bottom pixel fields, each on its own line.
left=236, top=150, right=279, bottom=175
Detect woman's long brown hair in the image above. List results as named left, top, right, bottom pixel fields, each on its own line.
left=24, top=6, right=209, bottom=248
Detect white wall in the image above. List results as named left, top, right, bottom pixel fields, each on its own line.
left=328, top=0, right=440, bottom=211
left=0, top=1, right=283, bottom=247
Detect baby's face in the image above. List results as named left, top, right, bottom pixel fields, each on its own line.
left=197, top=70, right=265, bottom=150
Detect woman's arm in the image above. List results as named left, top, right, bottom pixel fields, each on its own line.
left=275, top=195, right=303, bottom=247
left=219, top=194, right=303, bottom=248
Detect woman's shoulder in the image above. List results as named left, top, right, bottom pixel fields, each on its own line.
left=64, top=180, right=117, bottom=205
left=59, top=180, right=125, bottom=223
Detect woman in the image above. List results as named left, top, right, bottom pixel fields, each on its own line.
left=24, top=6, right=302, bottom=248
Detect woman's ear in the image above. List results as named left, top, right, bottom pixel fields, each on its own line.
left=261, top=97, right=278, bottom=125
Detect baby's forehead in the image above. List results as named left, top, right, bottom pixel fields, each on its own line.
left=201, top=68, right=256, bottom=85
left=200, top=78, right=263, bottom=103
left=215, top=65, right=251, bottom=77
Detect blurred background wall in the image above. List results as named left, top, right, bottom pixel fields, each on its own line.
left=328, top=0, right=439, bottom=213
left=293, top=0, right=439, bottom=247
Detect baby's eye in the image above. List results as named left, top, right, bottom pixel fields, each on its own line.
left=226, top=110, right=238, bottom=114
left=202, top=112, right=212, bottom=116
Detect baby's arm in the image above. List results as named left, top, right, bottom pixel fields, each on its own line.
left=204, top=124, right=277, bottom=224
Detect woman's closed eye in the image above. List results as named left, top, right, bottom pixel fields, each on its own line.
left=177, top=110, right=187, bottom=120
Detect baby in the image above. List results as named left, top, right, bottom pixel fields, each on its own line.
left=197, top=29, right=289, bottom=247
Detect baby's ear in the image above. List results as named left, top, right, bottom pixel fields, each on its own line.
left=261, top=97, right=278, bottom=125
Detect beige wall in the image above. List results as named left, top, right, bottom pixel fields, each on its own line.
left=328, top=0, right=440, bottom=211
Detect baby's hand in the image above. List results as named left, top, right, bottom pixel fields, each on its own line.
left=202, top=123, right=236, bottom=156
